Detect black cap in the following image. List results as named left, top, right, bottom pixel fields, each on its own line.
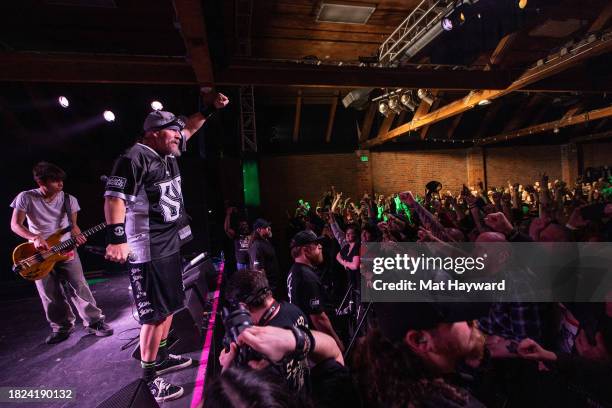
left=143, top=111, right=186, bottom=132
left=290, top=230, right=325, bottom=249
left=253, top=218, right=271, bottom=230
left=375, top=302, right=489, bottom=342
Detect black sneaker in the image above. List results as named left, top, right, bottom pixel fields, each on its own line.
left=148, top=377, right=184, bottom=402
left=45, top=327, right=74, bottom=344
left=155, top=354, right=193, bottom=375
left=87, top=321, right=114, bottom=337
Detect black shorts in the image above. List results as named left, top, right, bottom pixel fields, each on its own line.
left=128, top=252, right=185, bottom=324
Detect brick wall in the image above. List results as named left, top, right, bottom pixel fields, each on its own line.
left=370, top=150, right=468, bottom=195
left=484, top=145, right=562, bottom=187
left=258, top=153, right=372, bottom=259
left=581, top=141, right=612, bottom=169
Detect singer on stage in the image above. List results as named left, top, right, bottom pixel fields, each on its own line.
left=103, top=91, right=229, bottom=402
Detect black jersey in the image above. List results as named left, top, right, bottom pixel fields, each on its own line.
left=287, top=262, right=324, bottom=320
left=104, top=143, right=190, bottom=262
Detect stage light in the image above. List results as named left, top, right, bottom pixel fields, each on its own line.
left=58, top=96, right=69, bottom=108
left=151, top=101, right=163, bottom=111
left=441, top=17, right=453, bottom=31
left=518, top=0, right=527, bottom=9
left=400, top=93, right=417, bottom=111
left=378, top=101, right=390, bottom=117
left=478, top=99, right=492, bottom=106
left=388, top=95, right=403, bottom=114
left=103, top=111, right=116, bottom=122
left=417, top=89, right=434, bottom=105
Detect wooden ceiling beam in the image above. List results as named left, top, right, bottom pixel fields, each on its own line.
left=588, top=2, right=612, bottom=33
left=418, top=92, right=441, bottom=140
left=502, top=93, right=546, bottom=133
left=477, top=105, right=612, bottom=146
left=293, top=90, right=302, bottom=143
left=325, top=92, right=339, bottom=143
left=0, top=52, right=196, bottom=84
left=172, top=0, right=214, bottom=85
left=361, top=31, right=612, bottom=148
left=359, top=104, right=377, bottom=143
left=570, top=129, right=612, bottom=143
left=215, top=60, right=512, bottom=90
left=446, top=113, right=464, bottom=140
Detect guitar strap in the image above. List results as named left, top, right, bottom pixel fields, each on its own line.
left=63, top=191, right=73, bottom=230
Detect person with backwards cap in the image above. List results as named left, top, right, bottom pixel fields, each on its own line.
left=103, top=91, right=229, bottom=402
left=287, top=230, right=345, bottom=352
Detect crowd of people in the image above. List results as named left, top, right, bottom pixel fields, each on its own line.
left=211, top=173, right=612, bottom=407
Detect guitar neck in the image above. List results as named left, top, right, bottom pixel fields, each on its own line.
left=52, top=223, right=107, bottom=252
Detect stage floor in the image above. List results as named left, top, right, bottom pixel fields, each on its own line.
left=0, top=273, right=211, bottom=407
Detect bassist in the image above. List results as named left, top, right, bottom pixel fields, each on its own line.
left=9, top=162, right=113, bottom=344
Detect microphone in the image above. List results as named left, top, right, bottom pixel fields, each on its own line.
left=100, top=175, right=108, bottom=185
left=84, top=245, right=137, bottom=262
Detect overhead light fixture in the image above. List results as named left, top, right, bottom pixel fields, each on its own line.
left=417, top=89, right=434, bottom=105
left=388, top=95, right=403, bottom=114
left=441, top=17, right=453, bottom=31
left=151, top=101, right=163, bottom=111
left=58, top=96, right=69, bottom=108
left=103, top=110, right=116, bottom=122
left=478, top=99, right=492, bottom=106
left=316, top=3, right=376, bottom=24
left=518, top=0, right=527, bottom=9
left=400, top=93, right=417, bottom=111
left=378, top=101, right=390, bottom=117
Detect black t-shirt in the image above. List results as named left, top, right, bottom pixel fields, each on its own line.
left=104, top=143, right=188, bottom=262
left=248, top=238, right=280, bottom=287
left=264, top=301, right=310, bottom=392
left=287, top=262, right=324, bottom=321
left=234, top=234, right=250, bottom=264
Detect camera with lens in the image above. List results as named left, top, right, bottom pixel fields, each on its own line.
left=222, top=301, right=263, bottom=367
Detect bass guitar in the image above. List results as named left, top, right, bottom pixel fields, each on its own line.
left=12, top=223, right=106, bottom=281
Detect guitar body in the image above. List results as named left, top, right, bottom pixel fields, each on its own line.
left=12, top=230, right=70, bottom=281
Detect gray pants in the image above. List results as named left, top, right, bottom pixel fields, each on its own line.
left=34, top=252, right=104, bottom=333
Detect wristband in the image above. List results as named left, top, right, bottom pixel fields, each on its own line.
left=199, top=104, right=217, bottom=119
left=287, top=326, right=308, bottom=360
left=107, top=223, right=127, bottom=244
left=300, top=325, right=316, bottom=356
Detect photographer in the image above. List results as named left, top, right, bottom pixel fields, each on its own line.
left=218, top=324, right=352, bottom=408
left=225, top=268, right=311, bottom=391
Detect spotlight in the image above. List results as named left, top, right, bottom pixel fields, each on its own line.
left=378, top=101, right=390, bottom=117
left=417, top=89, right=434, bottom=105
left=478, top=99, right=492, bottom=106
left=58, top=96, right=69, bottom=108
left=553, top=126, right=559, bottom=134
left=400, top=93, right=417, bottom=111
left=151, top=101, right=163, bottom=111
left=518, top=0, right=527, bottom=9
left=103, top=111, right=116, bottom=122
left=441, top=17, right=453, bottom=31
left=388, top=95, right=403, bottom=114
